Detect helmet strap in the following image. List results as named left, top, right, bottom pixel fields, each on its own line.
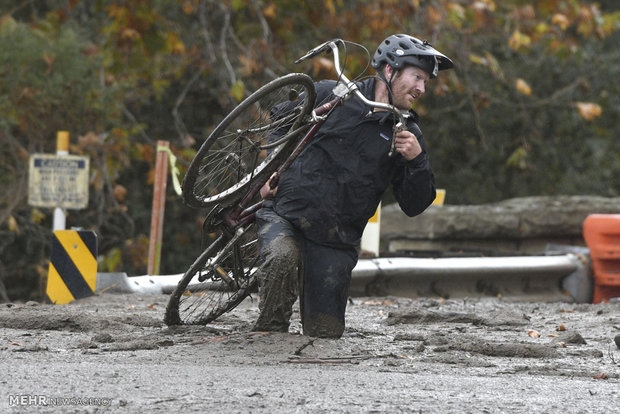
left=377, top=65, right=397, bottom=106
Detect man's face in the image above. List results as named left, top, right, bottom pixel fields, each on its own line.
left=388, top=65, right=430, bottom=110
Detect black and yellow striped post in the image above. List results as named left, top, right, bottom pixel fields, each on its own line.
left=46, top=230, right=98, bottom=304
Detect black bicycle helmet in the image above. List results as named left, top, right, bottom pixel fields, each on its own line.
left=372, top=34, right=454, bottom=78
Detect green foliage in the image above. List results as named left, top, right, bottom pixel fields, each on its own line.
left=0, top=17, right=101, bottom=144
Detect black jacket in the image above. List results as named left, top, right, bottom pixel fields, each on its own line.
left=271, top=77, right=436, bottom=248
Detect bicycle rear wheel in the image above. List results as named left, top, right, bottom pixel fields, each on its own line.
left=183, top=73, right=316, bottom=209
left=164, top=222, right=260, bottom=326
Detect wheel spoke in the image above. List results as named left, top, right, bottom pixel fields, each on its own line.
left=168, top=224, right=261, bottom=325
left=181, top=74, right=316, bottom=209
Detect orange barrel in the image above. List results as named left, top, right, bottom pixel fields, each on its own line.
left=582, top=214, right=620, bottom=303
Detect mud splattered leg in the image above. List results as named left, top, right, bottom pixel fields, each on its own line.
left=252, top=205, right=301, bottom=332
left=300, top=240, right=358, bottom=338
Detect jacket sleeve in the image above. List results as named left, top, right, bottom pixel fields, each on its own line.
left=391, top=130, right=436, bottom=217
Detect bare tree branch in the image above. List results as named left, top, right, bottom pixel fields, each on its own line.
left=217, top=2, right=236, bottom=85
left=198, top=0, right=217, bottom=65
left=172, top=68, right=204, bottom=143
left=251, top=0, right=272, bottom=42
left=461, top=66, right=488, bottom=149
left=122, top=106, right=155, bottom=145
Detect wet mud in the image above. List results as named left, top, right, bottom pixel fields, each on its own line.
left=1, top=293, right=619, bottom=413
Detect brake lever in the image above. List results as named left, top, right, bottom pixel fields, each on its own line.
left=388, top=121, right=405, bottom=157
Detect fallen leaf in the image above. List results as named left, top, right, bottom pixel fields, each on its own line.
left=593, top=373, right=608, bottom=380
left=527, top=329, right=541, bottom=338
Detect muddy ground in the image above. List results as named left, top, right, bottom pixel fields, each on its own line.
left=1, top=292, right=619, bottom=413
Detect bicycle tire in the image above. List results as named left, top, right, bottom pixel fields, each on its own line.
left=164, top=223, right=260, bottom=326
left=182, top=73, right=316, bottom=209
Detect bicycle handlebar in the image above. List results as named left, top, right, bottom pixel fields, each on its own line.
left=296, top=39, right=408, bottom=131
left=294, top=40, right=335, bottom=64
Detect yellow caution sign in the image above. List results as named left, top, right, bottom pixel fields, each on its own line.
left=46, top=230, right=98, bottom=304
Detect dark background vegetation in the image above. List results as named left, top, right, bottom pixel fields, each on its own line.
left=1, top=0, right=619, bottom=301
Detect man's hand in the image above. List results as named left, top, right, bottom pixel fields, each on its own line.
left=394, top=130, right=422, bottom=161
left=260, top=172, right=279, bottom=199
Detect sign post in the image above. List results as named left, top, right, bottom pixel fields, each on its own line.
left=148, top=141, right=170, bottom=275
left=28, top=131, right=94, bottom=304
left=54, top=131, right=69, bottom=231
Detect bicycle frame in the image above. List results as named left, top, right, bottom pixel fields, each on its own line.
left=218, top=39, right=410, bottom=236
left=224, top=95, right=341, bottom=230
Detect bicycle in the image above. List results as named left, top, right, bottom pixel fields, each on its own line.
left=164, top=39, right=410, bottom=326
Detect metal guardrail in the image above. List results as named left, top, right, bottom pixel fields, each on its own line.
left=349, top=254, right=591, bottom=302
left=96, top=252, right=592, bottom=303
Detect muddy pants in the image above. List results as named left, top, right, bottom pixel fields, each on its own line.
left=253, top=204, right=358, bottom=338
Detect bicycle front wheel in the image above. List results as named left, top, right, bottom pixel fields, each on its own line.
left=183, top=73, right=316, bottom=209
left=164, top=223, right=260, bottom=326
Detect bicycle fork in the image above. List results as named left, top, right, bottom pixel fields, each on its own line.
left=197, top=226, right=250, bottom=288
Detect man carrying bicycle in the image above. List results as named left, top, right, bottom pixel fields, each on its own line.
left=254, top=34, right=454, bottom=338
